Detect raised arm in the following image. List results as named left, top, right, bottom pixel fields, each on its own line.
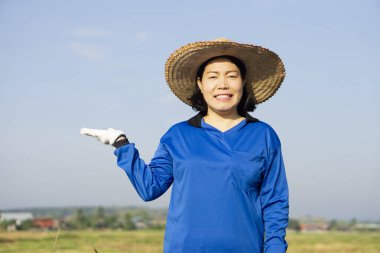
left=114, top=141, right=174, bottom=201
left=80, top=127, right=174, bottom=202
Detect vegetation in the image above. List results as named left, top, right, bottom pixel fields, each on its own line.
left=0, top=207, right=162, bottom=232
left=288, top=218, right=301, bottom=231
left=0, top=230, right=379, bottom=253
left=1, top=207, right=379, bottom=252
left=287, top=230, right=380, bottom=253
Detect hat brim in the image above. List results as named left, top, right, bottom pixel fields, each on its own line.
left=165, top=40, right=286, bottom=105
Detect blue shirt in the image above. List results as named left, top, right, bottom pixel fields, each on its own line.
left=114, top=112, right=289, bottom=253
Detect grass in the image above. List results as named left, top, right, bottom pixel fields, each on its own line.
left=0, top=229, right=164, bottom=253
left=0, top=229, right=379, bottom=253
left=287, top=230, right=380, bottom=253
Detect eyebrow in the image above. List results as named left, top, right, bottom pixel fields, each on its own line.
left=205, top=70, right=239, bottom=75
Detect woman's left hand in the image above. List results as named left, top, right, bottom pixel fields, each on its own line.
left=80, top=127, right=125, bottom=146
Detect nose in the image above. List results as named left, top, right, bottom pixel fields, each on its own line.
left=217, top=76, right=229, bottom=89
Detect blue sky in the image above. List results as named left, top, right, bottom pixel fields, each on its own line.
left=0, top=0, right=379, bottom=221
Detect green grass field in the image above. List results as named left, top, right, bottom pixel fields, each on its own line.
left=0, top=229, right=379, bottom=253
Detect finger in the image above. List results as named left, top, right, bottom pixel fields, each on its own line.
left=80, top=128, right=92, bottom=136
left=80, top=128, right=101, bottom=137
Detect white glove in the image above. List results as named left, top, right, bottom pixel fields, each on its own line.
left=80, top=128, right=125, bottom=145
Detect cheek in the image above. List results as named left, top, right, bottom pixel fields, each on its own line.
left=233, top=84, right=244, bottom=98
left=238, top=88, right=244, bottom=98
left=201, top=83, right=216, bottom=96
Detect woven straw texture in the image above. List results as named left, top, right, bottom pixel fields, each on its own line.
left=165, top=39, right=286, bottom=105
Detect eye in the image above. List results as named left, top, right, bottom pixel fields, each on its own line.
left=208, top=76, right=217, bottom=79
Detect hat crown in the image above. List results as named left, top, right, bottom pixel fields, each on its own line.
left=214, top=37, right=232, bottom=42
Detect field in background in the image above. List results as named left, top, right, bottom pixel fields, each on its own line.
left=0, top=230, right=380, bottom=253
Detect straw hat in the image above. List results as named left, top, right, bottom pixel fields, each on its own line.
left=164, top=38, right=286, bottom=105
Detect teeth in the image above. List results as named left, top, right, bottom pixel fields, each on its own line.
left=216, top=95, right=231, bottom=98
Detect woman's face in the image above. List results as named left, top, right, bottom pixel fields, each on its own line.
left=197, top=57, right=244, bottom=116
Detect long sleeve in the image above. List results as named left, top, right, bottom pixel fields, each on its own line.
left=114, top=141, right=174, bottom=202
left=260, top=145, right=289, bottom=253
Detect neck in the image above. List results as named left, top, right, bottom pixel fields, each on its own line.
left=204, top=109, right=243, bottom=123
left=202, top=109, right=245, bottom=132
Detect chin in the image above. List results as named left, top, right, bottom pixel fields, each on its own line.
left=209, top=106, right=238, bottom=115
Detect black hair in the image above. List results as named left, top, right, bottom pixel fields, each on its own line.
left=190, top=55, right=257, bottom=116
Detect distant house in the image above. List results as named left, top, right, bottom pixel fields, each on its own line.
left=0, top=212, right=34, bottom=225
left=6, top=224, right=17, bottom=231
left=32, top=218, right=59, bottom=230
left=354, top=223, right=380, bottom=231
left=150, top=218, right=166, bottom=226
left=131, top=216, right=148, bottom=229
left=300, top=223, right=329, bottom=232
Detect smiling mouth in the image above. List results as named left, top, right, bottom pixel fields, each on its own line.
left=214, top=94, right=233, bottom=101
left=214, top=94, right=233, bottom=99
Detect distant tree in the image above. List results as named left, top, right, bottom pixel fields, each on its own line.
left=288, top=218, right=301, bottom=232
left=135, top=210, right=150, bottom=223
left=74, top=209, right=90, bottom=229
left=349, top=217, right=357, bottom=230
left=328, top=219, right=351, bottom=231
left=149, top=223, right=165, bottom=230
left=19, top=220, right=34, bottom=231
left=338, top=220, right=351, bottom=231
left=92, top=207, right=106, bottom=229
left=105, top=214, right=123, bottom=229
left=94, top=207, right=105, bottom=220
left=0, top=220, right=16, bottom=231
left=328, top=219, right=338, bottom=231
left=124, top=213, right=136, bottom=230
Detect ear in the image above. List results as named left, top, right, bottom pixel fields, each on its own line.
left=197, top=77, right=202, bottom=92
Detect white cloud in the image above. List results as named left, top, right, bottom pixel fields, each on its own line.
left=71, top=28, right=113, bottom=38
left=68, top=42, right=107, bottom=60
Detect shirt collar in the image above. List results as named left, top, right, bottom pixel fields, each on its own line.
left=187, top=112, right=259, bottom=128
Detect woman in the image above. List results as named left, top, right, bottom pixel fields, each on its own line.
left=81, top=38, right=289, bottom=253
